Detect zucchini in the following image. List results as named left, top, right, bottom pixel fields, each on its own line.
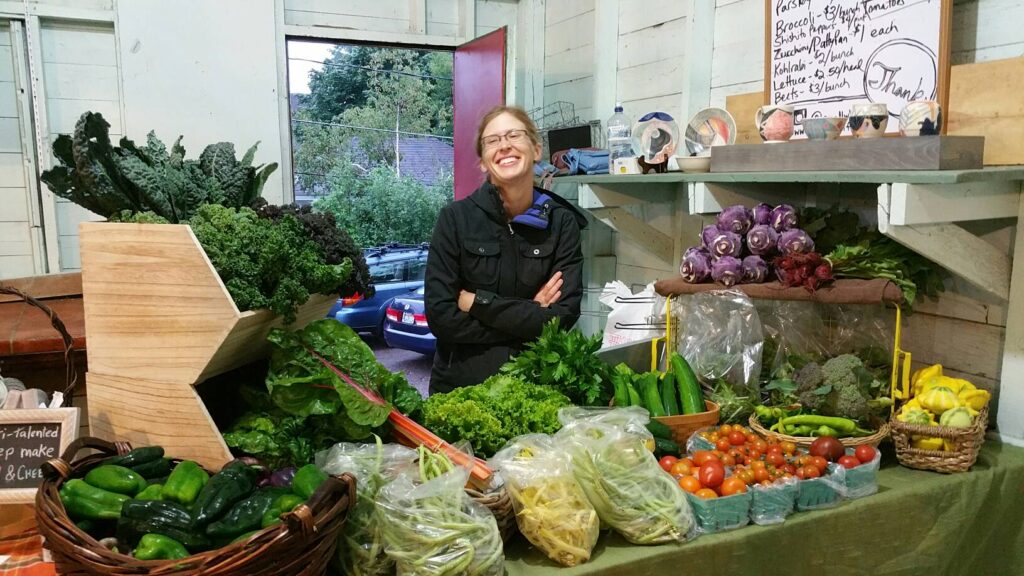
left=671, top=353, right=705, bottom=415
left=660, top=372, right=680, bottom=416
left=625, top=380, right=642, bottom=407
left=653, top=437, right=681, bottom=458
left=645, top=419, right=673, bottom=440
left=639, top=373, right=666, bottom=417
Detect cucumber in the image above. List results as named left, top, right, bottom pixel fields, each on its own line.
left=653, top=437, right=681, bottom=458
left=671, top=353, right=705, bottom=415
left=660, top=372, right=680, bottom=416
left=626, top=380, right=642, bottom=407
left=645, top=419, right=673, bottom=440
left=639, top=373, right=666, bottom=417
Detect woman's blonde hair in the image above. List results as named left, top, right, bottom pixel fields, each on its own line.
left=475, top=105, right=541, bottom=158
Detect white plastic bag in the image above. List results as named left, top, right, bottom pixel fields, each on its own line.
left=599, top=281, right=663, bottom=349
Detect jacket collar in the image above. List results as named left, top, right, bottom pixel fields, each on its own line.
left=467, top=181, right=588, bottom=230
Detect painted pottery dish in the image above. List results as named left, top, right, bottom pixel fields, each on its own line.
left=802, top=117, right=847, bottom=140
left=899, top=100, right=942, bottom=136
left=685, top=107, right=736, bottom=156
left=756, top=104, right=794, bottom=143
left=849, top=102, right=888, bottom=138
left=675, top=155, right=711, bottom=173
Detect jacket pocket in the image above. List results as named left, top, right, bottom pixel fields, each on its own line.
left=462, top=239, right=501, bottom=288
left=518, top=240, right=556, bottom=292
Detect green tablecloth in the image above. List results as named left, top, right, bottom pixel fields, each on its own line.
left=504, top=441, right=1024, bottom=575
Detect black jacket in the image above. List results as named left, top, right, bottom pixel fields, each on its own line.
left=425, top=181, right=588, bottom=394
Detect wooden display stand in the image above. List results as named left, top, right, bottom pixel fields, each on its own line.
left=80, top=222, right=336, bottom=468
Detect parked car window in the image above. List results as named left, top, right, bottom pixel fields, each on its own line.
left=370, top=262, right=403, bottom=284
left=405, top=259, right=428, bottom=282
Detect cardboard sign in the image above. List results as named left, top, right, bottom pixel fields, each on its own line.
left=0, top=408, right=79, bottom=503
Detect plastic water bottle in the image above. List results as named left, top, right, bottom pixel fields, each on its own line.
left=606, top=103, right=633, bottom=174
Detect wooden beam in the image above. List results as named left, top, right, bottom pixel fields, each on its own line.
left=0, top=1, right=113, bottom=22
left=592, top=0, right=618, bottom=123
left=889, top=181, right=1022, bottom=225
left=997, top=192, right=1024, bottom=443
left=410, top=0, right=427, bottom=35
left=680, top=0, right=714, bottom=120
left=281, top=24, right=459, bottom=48
left=577, top=182, right=678, bottom=209
left=588, top=207, right=674, bottom=264
left=459, top=0, right=475, bottom=41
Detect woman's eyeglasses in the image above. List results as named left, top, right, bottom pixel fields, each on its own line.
left=481, top=129, right=528, bottom=148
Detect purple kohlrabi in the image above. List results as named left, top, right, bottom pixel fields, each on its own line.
left=680, top=248, right=712, bottom=283
left=711, top=256, right=743, bottom=287
left=778, top=228, right=815, bottom=255
left=700, top=224, right=720, bottom=249
left=746, top=224, right=779, bottom=256
left=708, top=230, right=743, bottom=259
left=770, top=204, right=798, bottom=232
left=751, top=203, right=773, bottom=226
left=716, top=205, right=753, bottom=235
left=741, top=255, right=769, bottom=284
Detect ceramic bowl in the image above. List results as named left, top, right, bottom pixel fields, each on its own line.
left=899, top=100, right=942, bottom=136
left=802, top=117, right=847, bottom=140
left=676, top=155, right=711, bottom=173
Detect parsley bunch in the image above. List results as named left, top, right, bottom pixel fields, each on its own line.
left=501, top=319, right=611, bottom=406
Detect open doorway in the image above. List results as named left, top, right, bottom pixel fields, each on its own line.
left=286, top=39, right=454, bottom=395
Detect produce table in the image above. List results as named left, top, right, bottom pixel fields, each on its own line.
left=504, top=440, right=1024, bottom=576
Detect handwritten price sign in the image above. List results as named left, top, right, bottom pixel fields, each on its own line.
left=0, top=408, right=79, bottom=503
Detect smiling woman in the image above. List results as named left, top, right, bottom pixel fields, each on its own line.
left=423, top=105, right=589, bottom=394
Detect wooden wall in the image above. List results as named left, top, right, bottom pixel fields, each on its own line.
left=544, top=0, right=595, bottom=122
left=0, top=22, right=35, bottom=279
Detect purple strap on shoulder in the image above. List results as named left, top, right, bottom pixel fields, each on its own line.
left=511, top=191, right=553, bottom=230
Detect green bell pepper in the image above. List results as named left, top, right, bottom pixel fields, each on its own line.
left=108, top=446, right=164, bottom=468
left=160, top=461, right=208, bottom=506
left=136, top=483, right=163, bottom=501
left=133, top=533, right=189, bottom=561
left=60, top=479, right=130, bottom=520
left=117, top=499, right=210, bottom=551
left=291, top=464, right=328, bottom=500
left=130, top=458, right=173, bottom=480
left=84, top=464, right=148, bottom=496
left=206, top=488, right=286, bottom=539
left=260, top=494, right=305, bottom=528
left=191, top=461, right=259, bottom=527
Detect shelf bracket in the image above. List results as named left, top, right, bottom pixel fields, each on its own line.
left=577, top=182, right=678, bottom=265
left=888, top=181, right=1022, bottom=225
left=586, top=207, right=674, bottom=264
left=877, top=183, right=1013, bottom=302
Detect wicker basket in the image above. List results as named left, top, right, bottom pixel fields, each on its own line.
left=35, top=437, right=355, bottom=575
left=749, top=413, right=889, bottom=450
left=466, top=486, right=517, bottom=541
left=654, top=401, right=721, bottom=447
left=890, top=407, right=988, bottom=473
left=0, top=284, right=77, bottom=403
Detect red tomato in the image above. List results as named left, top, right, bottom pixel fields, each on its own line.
left=754, top=467, right=770, bottom=483
left=838, top=455, right=861, bottom=469
left=658, top=455, right=679, bottom=473
left=719, top=477, right=748, bottom=496
left=782, top=463, right=797, bottom=475
left=670, top=460, right=694, bottom=477
left=728, top=430, right=747, bottom=446
left=802, top=465, right=821, bottom=479
left=716, top=438, right=732, bottom=452
left=855, top=445, right=878, bottom=464
left=746, top=433, right=760, bottom=445
left=766, top=451, right=786, bottom=468
left=699, top=460, right=726, bottom=489
left=795, top=466, right=807, bottom=480
left=692, top=451, right=719, bottom=467
left=811, top=456, right=829, bottom=473
left=753, top=439, right=769, bottom=453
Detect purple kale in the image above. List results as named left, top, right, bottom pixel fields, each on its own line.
left=711, top=256, right=743, bottom=287
left=778, top=228, right=815, bottom=255
left=701, top=224, right=720, bottom=249
left=680, top=249, right=712, bottom=283
left=708, top=230, right=743, bottom=259
left=746, top=224, right=779, bottom=256
left=716, top=205, right=753, bottom=235
left=741, top=255, right=769, bottom=284
left=752, top=203, right=772, bottom=226
left=770, top=204, right=798, bottom=232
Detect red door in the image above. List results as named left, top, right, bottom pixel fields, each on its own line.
left=452, top=27, right=506, bottom=201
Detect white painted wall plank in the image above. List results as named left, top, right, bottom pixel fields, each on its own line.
left=710, top=0, right=762, bottom=89
left=545, top=9, right=593, bottom=56
left=28, top=0, right=112, bottom=10
left=709, top=79, right=762, bottom=107
left=544, top=43, right=593, bottom=84
left=616, top=57, right=684, bottom=102
left=0, top=254, right=33, bottom=279
left=0, top=45, right=12, bottom=79
left=546, top=0, right=592, bottom=26
left=617, top=0, right=688, bottom=35
left=428, top=0, right=458, bottom=24
left=952, top=0, right=1024, bottom=64
left=622, top=93, right=681, bottom=120
left=0, top=23, right=9, bottom=46
left=475, top=0, right=516, bottom=29
left=46, top=97, right=122, bottom=134
left=544, top=75, right=593, bottom=115
left=0, top=151, right=21, bottom=182
left=42, top=62, right=118, bottom=101
left=0, top=81, right=16, bottom=117
left=0, top=117, right=21, bottom=152
left=0, top=222, right=30, bottom=255
left=284, top=10, right=414, bottom=34
left=40, top=22, right=116, bottom=65
left=0, top=185, right=29, bottom=222
left=617, top=16, right=684, bottom=70
left=285, top=0, right=411, bottom=20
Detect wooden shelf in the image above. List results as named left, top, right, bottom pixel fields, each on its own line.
left=557, top=165, right=1024, bottom=185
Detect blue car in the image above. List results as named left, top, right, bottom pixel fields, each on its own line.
left=383, top=286, right=436, bottom=356
left=328, top=243, right=430, bottom=336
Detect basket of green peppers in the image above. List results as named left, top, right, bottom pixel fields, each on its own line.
left=35, top=436, right=355, bottom=575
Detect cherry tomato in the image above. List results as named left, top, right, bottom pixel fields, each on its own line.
left=699, top=431, right=712, bottom=440
left=678, top=475, right=702, bottom=494
left=719, top=477, right=748, bottom=496
left=737, top=469, right=756, bottom=485
left=699, top=460, right=726, bottom=489
left=838, top=455, right=861, bottom=469
left=728, top=430, right=747, bottom=446
left=811, top=456, right=829, bottom=473
left=802, top=465, right=821, bottom=479
left=759, top=479, right=773, bottom=487
left=692, top=451, right=719, bottom=467
left=658, top=455, right=679, bottom=473
left=708, top=432, right=720, bottom=443
left=695, top=488, right=718, bottom=499
left=754, top=467, right=770, bottom=483
left=766, top=452, right=786, bottom=468
left=720, top=454, right=736, bottom=467
left=782, top=463, right=797, bottom=475
left=746, top=433, right=760, bottom=445
left=750, top=460, right=766, bottom=471
left=855, top=445, right=878, bottom=464
left=718, top=424, right=733, bottom=435
left=670, top=460, right=694, bottom=477
left=781, top=441, right=797, bottom=455
left=753, top=439, right=769, bottom=453
left=716, top=438, right=732, bottom=452
left=795, top=466, right=807, bottom=480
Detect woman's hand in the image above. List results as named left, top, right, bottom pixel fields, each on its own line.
left=458, top=290, right=475, bottom=312
left=533, top=271, right=563, bottom=308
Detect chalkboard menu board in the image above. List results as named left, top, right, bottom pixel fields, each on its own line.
left=765, top=0, right=951, bottom=136
left=0, top=408, right=78, bottom=502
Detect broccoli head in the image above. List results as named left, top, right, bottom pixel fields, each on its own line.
left=832, top=382, right=869, bottom=420
left=795, top=354, right=890, bottom=422
left=821, top=354, right=867, bottom=394
left=794, top=362, right=824, bottom=393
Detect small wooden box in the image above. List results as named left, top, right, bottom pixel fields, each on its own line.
left=710, top=136, right=984, bottom=172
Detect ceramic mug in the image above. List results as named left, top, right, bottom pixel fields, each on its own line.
left=849, top=102, right=888, bottom=138
left=802, top=117, right=848, bottom=140
left=899, top=100, right=942, bottom=136
left=755, top=104, right=794, bottom=143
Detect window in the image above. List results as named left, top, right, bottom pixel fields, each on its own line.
left=405, top=259, right=428, bottom=281
left=369, top=262, right=403, bottom=284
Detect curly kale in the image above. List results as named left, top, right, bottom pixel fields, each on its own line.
left=253, top=200, right=373, bottom=299
left=189, top=204, right=351, bottom=323
left=421, top=374, right=571, bottom=456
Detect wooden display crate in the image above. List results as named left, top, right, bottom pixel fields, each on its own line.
left=80, top=222, right=336, bottom=468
